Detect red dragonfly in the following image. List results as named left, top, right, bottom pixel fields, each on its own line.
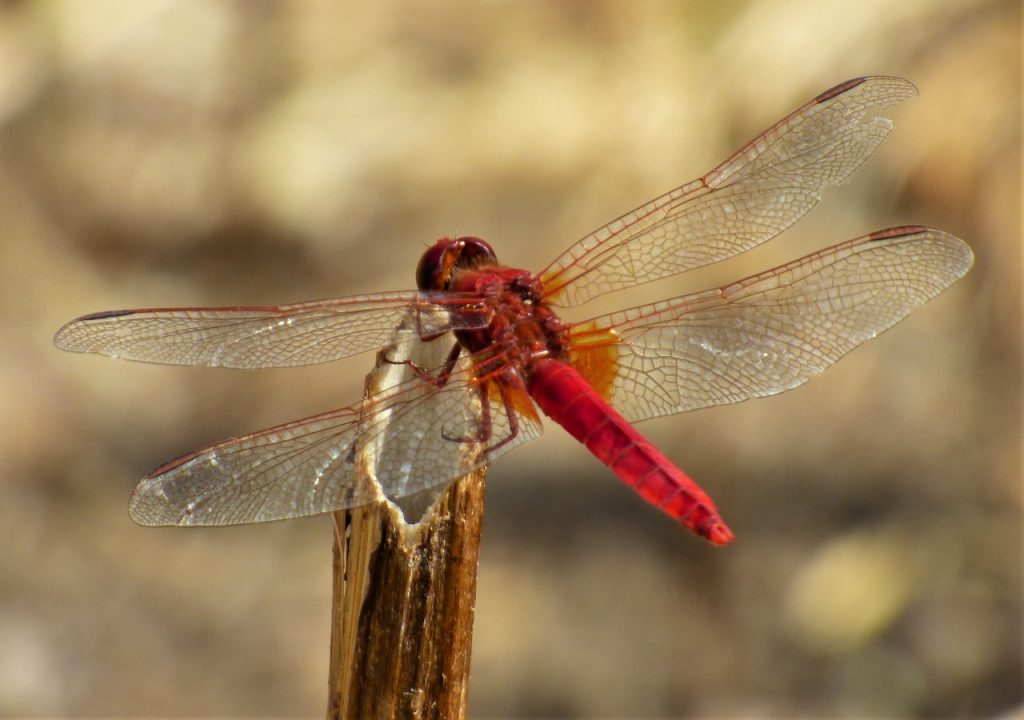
left=55, top=77, right=972, bottom=545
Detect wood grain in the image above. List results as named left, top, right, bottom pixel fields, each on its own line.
left=326, top=469, right=486, bottom=719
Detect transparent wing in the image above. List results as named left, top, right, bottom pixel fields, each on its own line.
left=367, top=356, right=543, bottom=506
left=54, top=291, right=491, bottom=368
left=128, top=351, right=542, bottom=526
left=568, top=227, right=973, bottom=422
left=541, top=76, right=918, bottom=306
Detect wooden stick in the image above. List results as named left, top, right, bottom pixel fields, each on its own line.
left=326, top=329, right=487, bottom=719
left=326, top=469, right=486, bottom=719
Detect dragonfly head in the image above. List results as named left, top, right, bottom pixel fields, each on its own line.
left=416, top=236, right=498, bottom=291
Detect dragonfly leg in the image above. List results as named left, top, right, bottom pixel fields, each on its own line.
left=484, top=379, right=521, bottom=455
left=472, top=373, right=525, bottom=456
left=381, top=342, right=462, bottom=387
left=439, top=372, right=524, bottom=457
left=440, top=377, right=496, bottom=445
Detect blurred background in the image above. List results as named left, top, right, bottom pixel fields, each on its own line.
left=1, top=0, right=1019, bottom=716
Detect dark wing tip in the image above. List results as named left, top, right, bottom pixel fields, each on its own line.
left=815, top=77, right=868, bottom=103
left=54, top=310, right=134, bottom=350
left=867, top=225, right=929, bottom=242
left=813, top=75, right=918, bottom=105
left=866, top=225, right=975, bottom=281
left=77, top=309, right=135, bottom=321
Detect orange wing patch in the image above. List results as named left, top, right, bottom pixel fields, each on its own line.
left=568, top=322, right=621, bottom=401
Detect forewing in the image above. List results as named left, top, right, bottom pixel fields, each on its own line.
left=569, top=227, right=973, bottom=422
left=541, top=76, right=918, bottom=306
left=54, top=291, right=491, bottom=368
left=129, top=352, right=543, bottom=526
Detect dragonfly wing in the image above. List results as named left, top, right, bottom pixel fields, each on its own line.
left=365, top=354, right=544, bottom=506
left=541, top=76, right=918, bottom=306
left=129, top=402, right=374, bottom=526
left=569, top=227, right=973, bottom=423
left=54, top=291, right=491, bottom=368
left=130, top=349, right=543, bottom=526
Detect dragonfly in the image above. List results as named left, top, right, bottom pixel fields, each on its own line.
left=55, top=76, right=973, bottom=545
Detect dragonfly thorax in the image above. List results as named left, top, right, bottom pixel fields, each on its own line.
left=452, top=268, right=572, bottom=372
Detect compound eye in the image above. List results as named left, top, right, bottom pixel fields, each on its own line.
left=416, top=237, right=498, bottom=290
left=416, top=239, right=455, bottom=290
left=453, top=236, right=497, bottom=267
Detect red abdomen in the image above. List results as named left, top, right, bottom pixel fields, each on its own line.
left=526, top=358, right=733, bottom=545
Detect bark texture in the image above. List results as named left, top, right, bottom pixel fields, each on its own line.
left=326, top=469, right=485, bottom=720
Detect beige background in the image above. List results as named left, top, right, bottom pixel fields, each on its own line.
left=1, top=0, right=1019, bottom=716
